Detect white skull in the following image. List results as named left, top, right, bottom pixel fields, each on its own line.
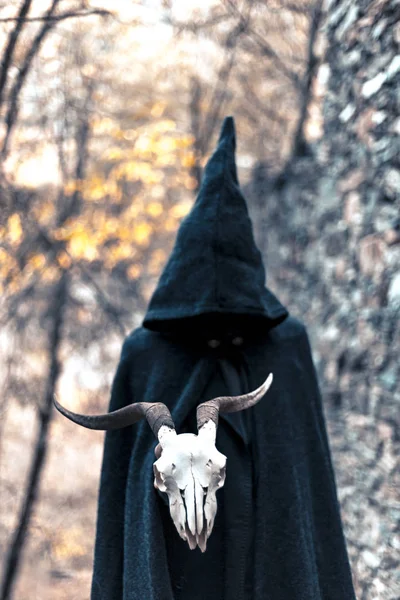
left=153, top=421, right=226, bottom=552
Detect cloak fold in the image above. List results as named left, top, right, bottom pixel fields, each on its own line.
left=91, top=117, right=355, bottom=600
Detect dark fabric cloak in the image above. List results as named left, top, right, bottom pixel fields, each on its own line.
left=90, top=117, right=355, bottom=600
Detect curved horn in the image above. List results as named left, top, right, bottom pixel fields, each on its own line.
left=196, top=373, right=273, bottom=430
left=53, top=396, right=175, bottom=438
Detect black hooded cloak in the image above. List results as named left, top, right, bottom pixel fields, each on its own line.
left=90, top=118, right=355, bottom=600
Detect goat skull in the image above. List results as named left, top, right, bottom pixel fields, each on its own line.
left=154, top=420, right=226, bottom=552
left=54, top=373, right=273, bottom=552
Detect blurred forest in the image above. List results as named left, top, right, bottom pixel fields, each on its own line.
left=0, top=1, right=399, bottom=599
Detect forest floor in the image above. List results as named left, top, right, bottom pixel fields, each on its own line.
left=0, top=401, right=102, bottom=600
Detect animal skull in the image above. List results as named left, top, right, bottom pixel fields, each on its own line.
left=53, top=373, right=273, bottom=552
left=153, top=421, right=226, bottom=552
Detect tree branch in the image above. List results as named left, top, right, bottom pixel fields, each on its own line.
left=0, top=9, right=112, bottom=23
left=78, top=264, right=127, bottom=337
left=244, top=26, right=301, bottom=88
left=223, top=0, right=302, bottom=88
left=164, top=11, right=230, bottom=35
left=237, top=73, right=287, bottom=126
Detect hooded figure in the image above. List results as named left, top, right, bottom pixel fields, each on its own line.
left=56, top=117, right=355, bottom=600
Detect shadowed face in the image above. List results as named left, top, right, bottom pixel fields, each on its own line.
left=158, top=313, right=271, bottom=347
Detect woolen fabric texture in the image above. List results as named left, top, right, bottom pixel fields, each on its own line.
left=90, top=117, right=355, bottom=600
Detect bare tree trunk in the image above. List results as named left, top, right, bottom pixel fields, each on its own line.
left=0, top=271, right=68, bottom=600
left=251, top=0, right=324, bottom=256
left=188, top=76, right=203, bottom=191
left=0, top=0, right=33, bottom=111
left=1, top=0, right=61, bottom=158
left=287, top=0, right=323, bottom=163
left=57, top=81, right=94, bottom=224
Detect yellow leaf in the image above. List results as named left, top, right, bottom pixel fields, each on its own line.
left=146, top=202, right=163, bottom=218
left=34, top=201, right=55, bottom=225
left=42, top=265, right=59, bottom=282
left=123, top=129, right=136, bottom=141
left=93, top=116, right=114, bottom=134
left=105, top=147, right=123, bottom=161
left=184, top=175, right=198, bottom=190
left=164, top=216, right=177, bottom=233
left=64, top=180, right=83, bottom=196
left=64, top=228, right=97, bottom=261
left=135, top=135, right=151, bottom=154
left=176, top=135, right=195, bottom=149
left=158, top=137, right=177, bottom=153
left=53, top=227, right=67, bottom=241
left=7, top=214, right=22, bottom=244
left=151, top=185, right=164, bottom=199
left=52, top=527, right=86, bottom=559
left=7, top=278, right=20, bottom=294
left=125, top=201, right=143, bottom=219
left=133, top=222, right=152, bottom=246
left=57, top=252, right=71, bottom=269
left=68, top=231, right=88, bottom=257
left=156, top=153, right=176, bottom=167
left=148, top=248, right=166, bottom=275
left=154, top=119, right=176, bottom=133
left=29, top=254, right=46, bottom=269
left=82, top=64, right=95, bottom=77
left=181, top=152, right=196, bottom=168
left=0, top=248, right=10, bottom=264
left=127, top=264, right=141, bottom=280
left=114, top=129, right=126, bottom=141
left=110, top=243, right=132, bottom=261
left=116, top=226, right=131, bottom=241
left=170, top=200, right=192, bottom=219
left=150, top=101, right=167, bottom=117
left=105, top=218, right=119, bottom=234
left=0, top=248, right=18, bottom=279
left=86, top=175, right=105, bottom=201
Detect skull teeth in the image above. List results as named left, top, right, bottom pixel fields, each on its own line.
left=196, top=526, right=208, bottom=553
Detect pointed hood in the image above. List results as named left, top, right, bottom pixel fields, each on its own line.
left=143, top=117, right=288, bottom=334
